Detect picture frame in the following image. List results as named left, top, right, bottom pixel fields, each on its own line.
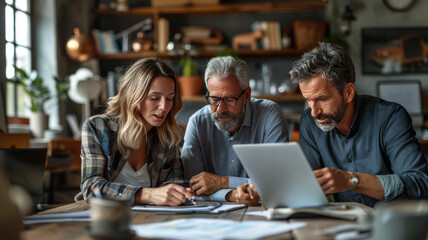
left=377, top=80, right=422, bottom=116
left=362, top=27, right=428, bottom=75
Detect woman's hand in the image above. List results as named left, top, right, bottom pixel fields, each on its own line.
left=136, top=184, right=194, bottom=206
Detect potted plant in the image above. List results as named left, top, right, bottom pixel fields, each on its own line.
left=9, top=66, right=69, bottom=138
left=178, top=56, right=204, bottom=97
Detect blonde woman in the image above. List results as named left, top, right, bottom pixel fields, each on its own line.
left=75, top=58, right=193, bottom=206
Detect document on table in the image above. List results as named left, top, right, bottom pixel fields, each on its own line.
left=246, top=210, right=268, bottom=217
left=132, top=202, right=246, bottom=214
left=131, top=218, right=307, bottom=240
left=22, top=210, right=91, bottom=225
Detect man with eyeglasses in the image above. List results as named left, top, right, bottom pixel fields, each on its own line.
left=181, top=56, right=289, bottom=205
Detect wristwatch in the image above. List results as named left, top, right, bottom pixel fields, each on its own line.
left=349, top=172, right=360, bottom=187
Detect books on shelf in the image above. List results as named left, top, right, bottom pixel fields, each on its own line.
left=252, top=21, right=282, bottom=50
left=92, top=29, right=120, bottom=54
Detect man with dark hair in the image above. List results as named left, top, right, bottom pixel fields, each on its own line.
left=289, top=42, right=428, bottom=207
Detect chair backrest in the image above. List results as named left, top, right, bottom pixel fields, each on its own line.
left=47, top=138, right=81, bottom=171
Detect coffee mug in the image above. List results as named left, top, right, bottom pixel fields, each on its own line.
left=89, top=197, right=132, bottom=238
left=372, top=200, right=428, bottom=240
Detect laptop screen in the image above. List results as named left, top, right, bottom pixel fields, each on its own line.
left=233, top=142, right=328, bottom=208
left=0, top=148, right=47, bottom=211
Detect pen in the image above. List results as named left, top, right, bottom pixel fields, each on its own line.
left=173, top=179, right=190, bottom=185
left=246, top=184, right=255, bottom=200
left=186, top=197, right=196, bottom=206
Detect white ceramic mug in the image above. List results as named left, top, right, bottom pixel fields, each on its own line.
left=372, top=200, right=428, bottom=240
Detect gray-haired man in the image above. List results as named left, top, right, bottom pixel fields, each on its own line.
left=181, top=56, right=289, bottom=205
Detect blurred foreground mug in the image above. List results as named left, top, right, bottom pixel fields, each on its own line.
left=89, top=197, right=132, bottom=238
left=373, top=200, right=428, bottom=240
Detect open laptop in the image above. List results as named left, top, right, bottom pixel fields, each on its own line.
left=0, top=148, right=47, bottom=212
left=233, top=142, right=328, bottom=208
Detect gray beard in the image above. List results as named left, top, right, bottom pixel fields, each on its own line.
left=315, top=119, right=338, bottom=131
left=314, top=99, right=347, bottom=132
left=213, top=105, right=245, bottom=133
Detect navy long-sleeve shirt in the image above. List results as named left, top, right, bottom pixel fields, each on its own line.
left=300, top=94, right=428, bottom=207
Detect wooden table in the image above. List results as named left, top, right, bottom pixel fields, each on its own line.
left=22, top=201, right=372, bottom=240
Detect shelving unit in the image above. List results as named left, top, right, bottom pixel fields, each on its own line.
left=93, top=0, right=320, bottom=123
left=94, top=1, right=327, bottom=17
left=93, top=1, right=327, bottom=60
left=97, top=48, right=307, bottom=60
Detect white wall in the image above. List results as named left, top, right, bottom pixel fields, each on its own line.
left=334, top=0, right=428, bottom=101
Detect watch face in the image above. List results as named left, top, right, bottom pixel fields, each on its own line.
left=383, top=0, right=416, bottom=11
left=350, top=172, right=360, bottom=185
left=351, top=176, right=359, bottom=185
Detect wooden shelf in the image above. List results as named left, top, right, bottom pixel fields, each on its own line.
left=183, top=93, right=304, bottom=103
left=94, top=1, right=327, bottom=17
left=93, top=1, right=326, bottom=60
left=97, top=48, right=307, bottom=60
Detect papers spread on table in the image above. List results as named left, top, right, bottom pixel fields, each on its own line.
left=322, top=223, right=372, bottom=240
left=132, top=202, right=246, bottom=214
left=22, top=203, right=246, bottom=225
left=22, top=210, right=91, bottom=225
left=131, top=218, right=307, bottom=240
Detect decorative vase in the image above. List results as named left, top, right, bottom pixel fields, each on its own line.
left=131, top=31, right=153, bottom=52
left=65, top=28, right=96, bottom=62
left=178, top=76, right=204, bottom=97
left=30, top=112, right=49, bottom=139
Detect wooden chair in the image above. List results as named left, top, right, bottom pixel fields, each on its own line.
left=47, top=138, right=81, bottom=171
left=45, top=138, right=81, bottom=203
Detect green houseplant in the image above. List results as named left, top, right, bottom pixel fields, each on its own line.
left=9, top=66, right=69, bottom=137
left=178, top=56, right=203, bottom=97
left=11, top=66, right=69, bottom=114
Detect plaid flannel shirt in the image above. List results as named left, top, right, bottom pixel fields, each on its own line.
left=74, top=115, right=184, bottom=204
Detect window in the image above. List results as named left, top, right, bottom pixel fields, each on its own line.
left=5, top=0, right=31, bottom=117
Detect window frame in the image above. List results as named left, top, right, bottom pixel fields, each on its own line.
left=4, top=0, right=32, bottom=117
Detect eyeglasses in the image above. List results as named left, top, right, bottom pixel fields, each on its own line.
left=205, top=88, right=247, bottom=107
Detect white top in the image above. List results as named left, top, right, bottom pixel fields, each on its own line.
left=113, top=161, right=151, bottom=188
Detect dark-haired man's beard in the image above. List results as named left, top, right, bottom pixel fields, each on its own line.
left=213, top=104, right=246, bottom=134
left=315, top=100, right=347, bottom=131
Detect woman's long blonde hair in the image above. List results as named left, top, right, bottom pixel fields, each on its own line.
left=106, top=58, right=183, bottom=154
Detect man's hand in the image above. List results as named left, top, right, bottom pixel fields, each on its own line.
left=190, top=172, right=228, bottom=196
left=226, top=183, right=260, bottom=206
left=137, top=184, right=194, bottom=206
left=313, top=167, right=352, bottom=194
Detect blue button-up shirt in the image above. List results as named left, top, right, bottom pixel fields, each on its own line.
left=300, top=95, right=428, bottom=207
left=181, top=98, right=289, bottom=201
